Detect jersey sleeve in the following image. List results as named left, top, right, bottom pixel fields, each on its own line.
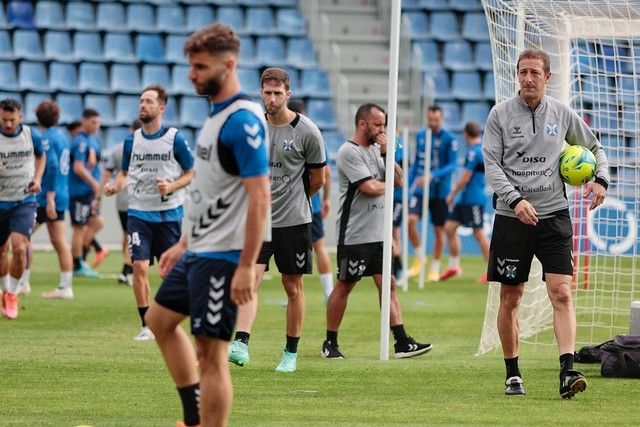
left=464, top=148, right=480, bottom=172
left=219, top=109, right=269, bottom=178
left=71, top=135, right=88, bottom=164
left=121, top=134, right=134, bottom=172
left=303, top=123, right=326, bottom=168
left=31, top=128, right=44, bottom=156
left=337, top=145, right=371, bottom=185
left=173, top=131, right=194, bottom=171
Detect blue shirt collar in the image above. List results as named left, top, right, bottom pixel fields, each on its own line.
left=141, top=126, right=169, bottom=139
left=210, top=92, right=250, bottom=116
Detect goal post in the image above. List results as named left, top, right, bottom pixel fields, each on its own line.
left=477, top=0, right=640, bottom=355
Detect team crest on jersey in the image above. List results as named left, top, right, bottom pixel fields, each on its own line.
left=282, top=139, right=294, bottom=151
left=546, top=123, right=558, bottom=136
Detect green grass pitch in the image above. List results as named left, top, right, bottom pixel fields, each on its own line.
left=1, top=251, right=638, bottom=426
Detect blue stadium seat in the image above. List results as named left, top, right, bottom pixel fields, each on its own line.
left=429, top=12, right=459, bottom=41
left=179, top=96, right=209, bottom=128
left=451, top=71, right=483, bottom=100
left=78, top=62, right=110, bottom=93
left=157, top=5, right=185, bottom=32
left=127, top=3, right=156, bottom=32
left=49, top=62, right=79, bottom=93
left=245, top=8, right=274, bottom=35
left=307, top=99, right=337, bottom=130
left=239, top=36, right=256, bottom=66
left=104, top=33, right=136, bottom=63
left=13, top=30, right=42, bottom=60
left=0, top=5, right=7, bottom=29
left=56, top=94, right=83, bottom=124
left=268, top=0, right=299, bottom=6
left=115, top=95, right=140, bottom=125
left=66, top=2, right=95, bottom=30
left=24, top=93, right=50, bottom=123
left=276, top=8, right=306, bottom=37
left=0, top=92, right=22, bottom=107
left=461, top=101, right=490, bottom=127
left=185, top=5, right=215, bottom=32
left=171, top=65, right=193, bottom=95
left=413, top=41, right=440, bottom=71
left=166, top=34, right=188, bottom=64
left=462, top=12, right=489, bottom=41
left=97, top=3, right=126, bottom=31
left=483, top=72, right=495, bottom=99
left=111, top=64, right=141, bottom=94
left=301, top=69, right=331, bottom=98
left=439, top=101, right=461, bottom=131
left=18, top=61, right=48, bottom=92
left=44, top=31, right=74, bottom=61
left=475, top=42, right=493, bottom=71
left=402, top=0, right=422, bottom=10
left=0, top=31, right=12, bottom=59
left=443, top=41, right=475, bottom=71
left=7, top=1, right=35, bottom=29
left=287, top=38, right=316, bottom=69
left=418, top=0, right=449, bottom=10
left=74, top=32, right=102, bottom=62
left=136, top=34, right=166, bottom=64
left=448, top=0, right=483, bottom=11
left=425, top=69, right=452, bottom=100
left=403, top=12, right=429, bottom=40
left=255, top=36, right=286, bottom=66
left=0, top=61, right=17, bottom=90
left=322, top=130, right=345, bottom=163
left=164, top=96, right=179, bottom=127
left=238, top=68, right=261, bottom=96
left=105, top=126, right=130, bottom=149
left=142, top=64, right=171, bottom=88
left=85, top=94, right=115, bottom=126
left=35, top=1, right=65, bottom=29
left=284, top=66, right=301, bottom=94
left=217, top=7, right=244, bottom=32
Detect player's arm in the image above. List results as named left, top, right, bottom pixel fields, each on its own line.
left=306, top=166, right=325, bottom=197
left=28, top=130, right=46, bottom=194
left=43, top=142, right=59, bottom=217
left=321, top=164, right=331, bottom=218
left=304, top=126, right=327, bottom=197
left=431, top=137, right=458, bottom=180
left=158, top=131, right=195, bottom=196
left=72, top=140, right=101, bottom=195
left=446, top=170, right=472, bottom=206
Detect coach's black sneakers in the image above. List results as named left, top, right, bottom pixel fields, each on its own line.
left=321, top=340, right=344, bottom=359
left=560, top=370, right=587, bottom=399
left=394, top=337, right=432, bottom=359
left=505, top=376, right=525, bottom=395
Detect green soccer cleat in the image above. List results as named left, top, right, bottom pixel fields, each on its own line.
left=228, top=340, right=250, bottom=367
left=275, top=350, right=298, bottom=373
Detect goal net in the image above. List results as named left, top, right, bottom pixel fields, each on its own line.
left=477, top=0, right=640, bottom=355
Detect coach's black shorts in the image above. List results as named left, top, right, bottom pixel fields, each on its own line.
left=311, top=212, right=324, bottom=242
left=35, top=207, right=65, bottom=224
left=155, top=255, right=237, bottom=341
left=118, top=210, right=128, bottom=232
left=487, top=213, right=574, bottom=285
left=448, top=204, right=484, bottom=229
left=127, top=216, right=181, bottom=265
left=409, top=194, right=449, bottom=227
left=257, top=223, right=312, bottom=274
left=337, top=242, right=384, bottom=283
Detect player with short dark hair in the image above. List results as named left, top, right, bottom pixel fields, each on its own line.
left=322, top=103, right=432, bottom=360
left=483, top=48, right=609, bottom=398
left=0, top=98, right=46, bottom=318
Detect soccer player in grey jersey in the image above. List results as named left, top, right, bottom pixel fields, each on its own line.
left=321, top=103, right=432, bottom=360
left=229, top=68, right=326, bottom=373
left=483, top=48, right=609, bottom=399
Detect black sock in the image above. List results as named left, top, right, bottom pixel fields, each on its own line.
left=82, top=247, right=90, bottom=261
left=285, top=335, right=299, bottom=353
left=505, top=356, right=521, bottom=379
left=393, top=256, right=403, bottom=277
left=560, top=353, right=574, bottom=375
left=138, top=306, right=149, bottom=327
left=91, top=238, right=102, bottom=252
left=326, top=330, right=338, bottom=344
left=177, top=383, right=200, bottom=427
left=122, top=264, right=133, bottom=275
left=391, top=324, right=408, bottom=344
left=73, top=257, right=81, bottom=270
left=234, top=331, right=250, bottom=344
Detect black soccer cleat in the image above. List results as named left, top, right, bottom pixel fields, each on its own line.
left=505, top=376, right=526, bottom=396
left=394, top=336, right=433, bottom=359
left=560, top=370, right=587, bottom=399
left=321, top=340, right=345, bottom=359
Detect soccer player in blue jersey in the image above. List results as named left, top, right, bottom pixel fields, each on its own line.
left=407, top=106, right=458, bottom=281
left=104, top=85, right=194, bottom=342
left=0, top=98, right=45, bottom=319
left=68, top=109, right=102, bottom=278
left=144, top=24, right=270, bottom=426
left=439, top=122, right=489, bottom=283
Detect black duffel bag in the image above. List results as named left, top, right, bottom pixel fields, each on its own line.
left=600, top=334, right=640, bottom=378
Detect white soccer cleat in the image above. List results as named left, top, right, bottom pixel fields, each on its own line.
left=42, top=287, right=74, bottom=300
left=134, top=326, right=155, bottom=342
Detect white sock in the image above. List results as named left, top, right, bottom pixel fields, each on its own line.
left=320, top=273, right=334, bottom=300
left=59, top=271, right=73, bottom=289
left=430, top=260, right=440, bottom=273
left=9, top=276, right=20, bottom=294
left=449, top=256, right=460, bottom=268
left=20, top=268, right=31, bottom=284
left=1, top=274, right=9, bottom=292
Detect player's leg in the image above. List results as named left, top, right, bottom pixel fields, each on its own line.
left=197, top=337, right=232, bottom=426
left=498, top=283, right=526, bottom=394
left=0, top=217, right=11, bottom=318
left=407, top=193, right=425, bottom=277
left=391, top=201, right=405, bottom=281
left=311, top=212, right=333, bottom=301
left=42, top=214, right=74, bottom=299
left=85, top=212, right=109, bottom=268
left=70, top=197, right=98, bottom=277
left=473, top=227, right=490, bottom=284
left=427, top=199, right=448, bottom=281
left=275, top=273, right=305, bottom=372
left=440, top=213, right=462, bottom=281
left=127, top=217, right=155, bottom=340
left=118, top=210, right=133, bottom=286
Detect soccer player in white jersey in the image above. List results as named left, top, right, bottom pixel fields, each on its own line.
left=0, top=98, right=45, bottom=319
left=322, top=103, right=432, bottom=359
left=144, top=24, right=270, bottom=427
left=104, top=85, right=194, bottom=342
left=229, top=67, right=326, bottom=373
